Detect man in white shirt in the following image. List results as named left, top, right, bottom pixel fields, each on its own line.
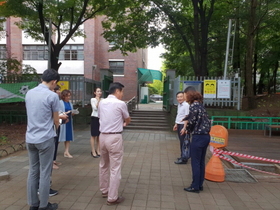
left=173, top=91, right=190, bottom=164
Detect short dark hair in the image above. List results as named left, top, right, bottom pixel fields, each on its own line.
left=176, top=91, right=184, bottom=96
left=54, top=85, right=60, bottom=92
left=109, top=82, right=124, bottom=94
left=184, top=86, right=196, bottom=93
left=41, top=69, right=60, bottom=83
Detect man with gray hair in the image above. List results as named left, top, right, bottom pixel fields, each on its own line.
left=25, top=69, right=60, bottom=210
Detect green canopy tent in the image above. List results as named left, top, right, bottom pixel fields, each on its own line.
left=138, top=68, right=162, bottom=83
left=137, top=68, right=162, bottom=104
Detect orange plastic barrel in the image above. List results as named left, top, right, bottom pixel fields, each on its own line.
left=205, top=155, right=225, bottom=182
left=205, top=125, right=228, bottom=182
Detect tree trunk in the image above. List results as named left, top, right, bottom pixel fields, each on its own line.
left=272, top=61, right=278, bottom=93
left=244, top=0, right=258, bottom=108
left=233, top=4, right=241, bottom=74
left=51, top=48, right=61, bottom=71
left=191, top=0, right=214, bottom=77
left=192, top=1, right=201, bottom=76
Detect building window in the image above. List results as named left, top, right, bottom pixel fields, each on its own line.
left=109, top=61, right=124, bottom=75
left=23, top=45, right=48, bottom=60
left=59, top=45, right=84, bottom=60
left=0, top=45, right=6, bottom=60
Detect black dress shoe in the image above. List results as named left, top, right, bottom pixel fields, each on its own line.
left=174, top=159, right=187, bottom=164
left=29, top=207, right=39, bottom=210
left=38, top=202, right=58, bottom=210
left=184, top=187, right=200, bottom=193
left=96, top=150, right=101, bottom=157
left=91, top=152, right=99, bottom=158
left=199, top=186, right=203, bottom=191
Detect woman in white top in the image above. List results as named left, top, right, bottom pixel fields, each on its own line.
left=90, top=87, right=102, bottom=158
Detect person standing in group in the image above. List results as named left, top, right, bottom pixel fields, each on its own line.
left=46, top=85, right=68, bottom=198
left=90, top=87, right=103, bottom=158
left=25, top=69, right=60, bottom=210
left=59, top=90, right=76, bottom=158
left=98, top=82, right=131, bottom=206
left=52, top=85, right=68, bottom=169
left=173, top=91, right=190, bottom=164
left=182, top=86, right=211, bottom=193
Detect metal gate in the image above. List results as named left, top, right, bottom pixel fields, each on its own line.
left=163, top=76, right=170, bottom=111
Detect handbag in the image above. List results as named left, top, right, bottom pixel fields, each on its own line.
left=182, top=134, right=191, bottom=161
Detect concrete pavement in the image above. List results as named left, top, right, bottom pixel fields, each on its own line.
left=1, top=126, right=280, bottom=210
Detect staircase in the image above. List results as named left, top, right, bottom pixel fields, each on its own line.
left=124, top=110, right=170, bottom=131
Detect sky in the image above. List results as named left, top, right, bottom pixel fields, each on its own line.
left=147, top=45, right=165, bottom=71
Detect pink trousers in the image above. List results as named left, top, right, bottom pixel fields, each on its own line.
left=99, top=133, right=123, bottom=202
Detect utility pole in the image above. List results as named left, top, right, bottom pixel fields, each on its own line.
left=223, top=19, right=232, bottom=79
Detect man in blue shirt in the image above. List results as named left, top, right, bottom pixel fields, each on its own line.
left=25, top=69, right=60, bottom=210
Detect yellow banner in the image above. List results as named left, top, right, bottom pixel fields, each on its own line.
left=57, top=81, right=69, bottom=91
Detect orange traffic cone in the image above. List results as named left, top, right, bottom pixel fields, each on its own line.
left=205, top=154, right=225, bottom=182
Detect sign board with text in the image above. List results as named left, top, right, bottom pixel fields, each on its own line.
left=217, top=80, right=231, bottom=98
left=209, top=125, right=228, bottom=148
left=203, top=80, right=216, bottom=98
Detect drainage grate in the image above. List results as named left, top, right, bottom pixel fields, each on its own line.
left=225, top=169, right=257, bottom=183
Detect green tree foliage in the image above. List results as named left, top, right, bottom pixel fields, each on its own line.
left=0, top=58, right=39, bottom=80
left=103, top=0, right=216, bottom=77
left=0, top=0, right=125, bottom=70
left=148, top=80, right=163, bottom=95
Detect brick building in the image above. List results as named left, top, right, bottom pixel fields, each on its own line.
left=0, top=17, right=148, bottom=101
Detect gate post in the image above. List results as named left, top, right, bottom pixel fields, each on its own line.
left=163, top=69, right=176, bottom=111
left=100, top=69, right=113, bottom=98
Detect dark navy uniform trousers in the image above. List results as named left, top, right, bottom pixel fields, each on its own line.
left=176, top=124, right=186, bottom=159
left=190, top=134, right=210, bottom=190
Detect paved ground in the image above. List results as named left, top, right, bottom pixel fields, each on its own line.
left=0, top=126, right=280, bottom=210
left=1, top=103, right=280, bottom=210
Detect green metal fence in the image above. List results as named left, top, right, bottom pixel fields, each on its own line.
left=0, top=110, right=27, bottom=124
left=211, top=116, right=280, bottom=130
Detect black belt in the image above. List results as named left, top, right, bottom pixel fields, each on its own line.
left=102, top=132, right=122, bottom=134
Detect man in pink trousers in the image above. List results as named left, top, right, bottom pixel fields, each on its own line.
left=98, top=82, right=131, bottom=206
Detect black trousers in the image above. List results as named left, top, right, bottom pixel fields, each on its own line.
left=176, top=124, right=186, bottom=159
left=53, top=127, right=60, bottom=161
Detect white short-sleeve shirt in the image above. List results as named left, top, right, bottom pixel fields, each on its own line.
left=175, top=101, right=189, bottom=124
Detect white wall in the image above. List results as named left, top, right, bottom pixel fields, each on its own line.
left=22, top=32, right=45, bottom=44
left=22, top=29, right=85, bottom=75
left=23, top=60, right=84, bottom=74
left=0, top=35, right=6, bottom=44
left=22, top=26, right=85, bottom=44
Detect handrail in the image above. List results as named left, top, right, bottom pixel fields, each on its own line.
left=211, top=116, right=280, bottom=130
left=126, top=96, right=137, bottom=113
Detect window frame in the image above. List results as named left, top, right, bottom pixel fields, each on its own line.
left=109, top=60, right=125, bottom=76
